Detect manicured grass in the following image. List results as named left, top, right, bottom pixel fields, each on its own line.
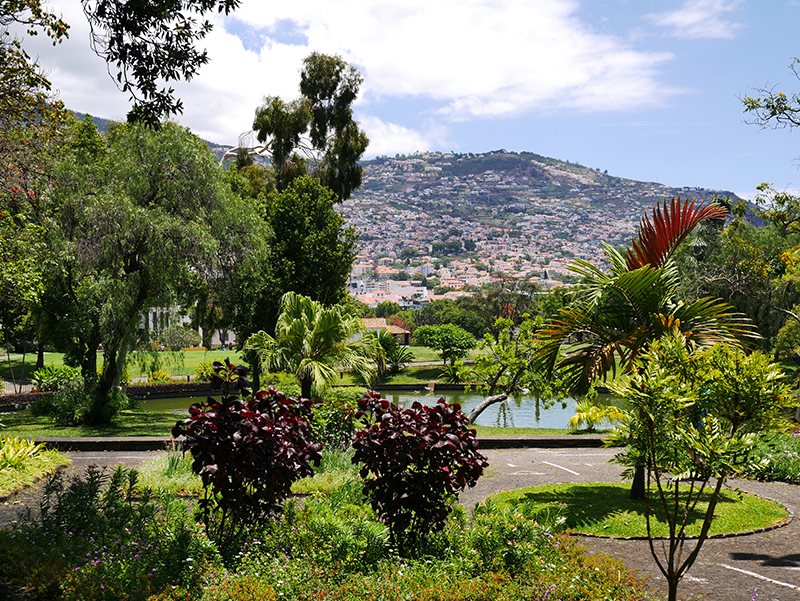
left=0, top=409, right=178, bottom=438
left=488, top=482, right=789, bottom=538
left=472, top=425, right=590, bottom=436
left=0, top=444, right=71, bottom=497
left=1, top=350, right=243, bottom=381
left=1, top=352, right=66, bottom=381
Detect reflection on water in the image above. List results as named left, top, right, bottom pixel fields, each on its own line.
left=144, top=390, right=627, bottom=430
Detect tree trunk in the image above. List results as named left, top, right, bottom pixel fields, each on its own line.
left=630, top=461, right=647, bottom=500
left=36, top=340, right=45, bottom=370
left=301, top=376, right=313, bottom=400
left=468, top=393, right=509, bottom=423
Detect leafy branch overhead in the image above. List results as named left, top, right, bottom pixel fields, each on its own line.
left=81, top=0, right=240, bottom=124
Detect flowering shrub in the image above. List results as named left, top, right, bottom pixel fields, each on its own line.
left=173, top=359, right=323, bottom=553
left=0, top=466, right=214, bottom=601
left=352, top=391, right=488, bottom=551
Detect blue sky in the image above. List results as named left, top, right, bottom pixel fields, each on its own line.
left=16, top=0, right=800, bottom=198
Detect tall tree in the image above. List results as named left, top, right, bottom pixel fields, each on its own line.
left=226, top=53, right=369, bottom=202
left=40, top=118, right=249, bottom=421
left=246, top=291, right=378, bottom=399
left=226, top=175, right=357, bottom=349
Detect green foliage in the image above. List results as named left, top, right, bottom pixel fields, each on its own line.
left=612, top=334, right=793, bottom=601
left=228, top=175, right=356, bottom=349
left=773, top=314, right=800, bottom=360
left=157, top=325, right=201, bottom=351
left=37, top=119, right=247, bottom=422
left=374, top=300, right=400, bottom=318
left=413, top=323, right=476, bottom=366
left=0, top=435, right=42, bottom=470
left=0, top=461, right=648, bottom=601
left=0, top=466, right=216, bottom=601
left=147, top=369, right=173, bottom=384
left=31, top=381, right=131, bottom=425
left=246, top=292, right=377, bottom=399
left=252, top=53, right=369, bottom=202
left=744, top=430, right=800, bottom=484
left=310, top=387, right=363, bottom=450
left=31, top=364, right=81, bottom=392
left=464, top=316, right=566, bottom=423
left=567, top=392, right=627, bottom=433
left=194, top=360, right=215, bottom=382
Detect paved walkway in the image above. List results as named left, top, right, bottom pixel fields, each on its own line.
left=2, top=442, right=798, bottom=601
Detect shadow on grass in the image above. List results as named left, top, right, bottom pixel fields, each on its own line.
left=491, top=482, right=784, bottom=538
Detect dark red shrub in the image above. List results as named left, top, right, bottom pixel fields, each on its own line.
left=352, top=391, right=488, bottom=550
left=173, top=359, right=322, bottom=553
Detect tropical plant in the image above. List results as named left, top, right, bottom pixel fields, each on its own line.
left=0, top=436, right=43, bottom=470
left=31, top=364, right=81, bottom=392
left=246, top=291, right=379, bottom=399
left=352, top=391, right=488, bottom=552
left=567, top=394, right=627, bottom=433
left=537, top=197, right=757, bottom=394
left=173, top=360, right=323, bottom=554
left=535, top=196, right=759, bottom=497
left=612, top=333, right=793, bottom=601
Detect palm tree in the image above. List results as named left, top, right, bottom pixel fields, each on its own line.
left=246, top=291, right=380, bottom=399
left=535, top=196, right=759, bottom=497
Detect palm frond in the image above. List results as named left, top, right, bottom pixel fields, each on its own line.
left=626, top=196, right=727, bottom=270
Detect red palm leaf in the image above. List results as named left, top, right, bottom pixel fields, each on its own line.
left=626, top=196, right=727, bottom=270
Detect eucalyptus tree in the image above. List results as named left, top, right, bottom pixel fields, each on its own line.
left=224, top=52, right=369, bottom=202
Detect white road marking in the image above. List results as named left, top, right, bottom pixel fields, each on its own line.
left=719, top=564, right=800, bottom=591
left=510, top=471, right=546, bottom=476
left=542, top=461, right=580, bottom=475
left=507, top=463, right=517, bottom=467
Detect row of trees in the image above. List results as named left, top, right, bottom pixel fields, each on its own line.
left=1, top=0, right=369, bottom=422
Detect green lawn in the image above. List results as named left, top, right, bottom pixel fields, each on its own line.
left=0, top=409, right=179, bottom=438
left=1, top=350, right=243, bottom=381
left=488, top=482, right=789, bottom=538
left=0, top=408, right=575, bottom=439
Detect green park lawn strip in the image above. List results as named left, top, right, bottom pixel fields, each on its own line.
left=0, top=409, right=577, bottom=439
left=488, top=482, right=789, bottom=538
left=0, top=448, right=70, bottom=498
left=0, top=409, right=179, bottom=438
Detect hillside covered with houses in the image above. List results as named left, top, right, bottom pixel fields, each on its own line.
left=340, top=149, right=738, bottom=309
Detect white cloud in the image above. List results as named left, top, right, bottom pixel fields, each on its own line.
left=359, top=116, right=449, bottom=158
left=14, top=0, right=680, bottom=145
left=647, top=0, right=744, bottom=40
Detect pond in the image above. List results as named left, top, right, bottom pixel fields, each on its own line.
left=139, top=390, right=627, bottom=430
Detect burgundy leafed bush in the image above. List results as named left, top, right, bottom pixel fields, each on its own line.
left=172, top=359, right=322, bottom=552
left=352, top=390, right=488, bottom=550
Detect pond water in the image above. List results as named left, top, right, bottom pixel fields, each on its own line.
left=140, top=390, right=627, bottom=430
